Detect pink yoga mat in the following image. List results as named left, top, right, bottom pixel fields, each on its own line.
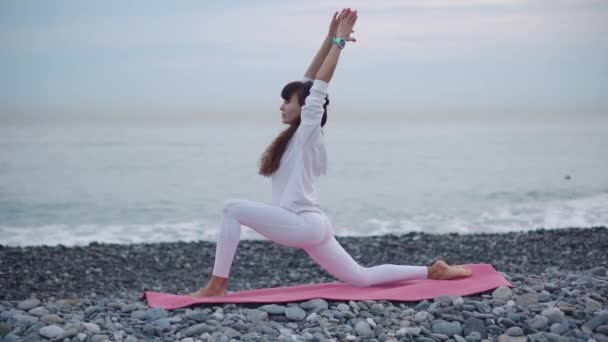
left=142, top=263, right=513, bottom=310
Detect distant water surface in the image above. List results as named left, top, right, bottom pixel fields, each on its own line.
left=1, top=120, right=606, bottom=246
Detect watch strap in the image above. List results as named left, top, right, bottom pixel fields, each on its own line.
left=332, top=36, right=346, bottom=49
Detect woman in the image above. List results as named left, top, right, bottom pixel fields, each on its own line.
left=187, top=8, right=472, bottom=298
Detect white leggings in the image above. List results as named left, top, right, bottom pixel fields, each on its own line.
left=212, top=198, right=428, bottom=287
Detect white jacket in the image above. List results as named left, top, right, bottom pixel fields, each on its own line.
left=271, top=77, right=329, bottom=214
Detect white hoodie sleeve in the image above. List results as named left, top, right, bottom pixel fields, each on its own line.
left=300, top=79, right=329, bottom=127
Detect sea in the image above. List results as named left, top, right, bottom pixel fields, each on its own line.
left=1, top=119, right=607, bottom=247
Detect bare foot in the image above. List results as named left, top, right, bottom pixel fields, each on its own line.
left=428, top=259, right=473, bottom=280
left=186, top=286, right=227, bottom=298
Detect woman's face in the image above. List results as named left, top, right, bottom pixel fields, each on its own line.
left=280, top=93, right=301, bottom=125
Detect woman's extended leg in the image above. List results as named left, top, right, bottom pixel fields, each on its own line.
left=187, top=198, right=329, bottom=297
left=304, top=235, right=428, bottom=287
left=304, top=213, right=472, bottom=287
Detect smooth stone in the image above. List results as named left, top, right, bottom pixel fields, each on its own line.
left=453, top=297, right=465, bottom=307
left=18, top=299, right=41, bottom=311
left=152, top=318, right=171, bottom=331
left=585, top=297, right=603, bottom=311
left=224, top=327, right=241, bottom=338
left=40, top=314, right=64, bottom=324
left=355, top=321, right=374, bottom=338
left=590, top=266, right=607, bottom=277
left=190, top=311, right=208, bottom=322
left=415, top=300, right=431, bottom=311
left=38, top=325, right=65, bottom=339
left=435, top=295, right=454, bottom=306
left=12, top=314, right=39, bottom=326
left=497, top=334, right=528, bottom=342
left=500, top=318, right=517, bottom=328
left=432, top=321, right=462, bottom=337
left=83, top=322, right=101, bottom=333
left=493, top=307, right=506, bottom=317
left=543, top=332, right=569, bottom=342
left=549, top=321, right=570, bottom=335
left=337, top=304, right=350, bottom=311
left=28, top=307, right=48, bottom=317
left=582, top=312, right=608, bottom=334
left=285, top=306, right=306, bottom=321
left=528, top=315, right=549, bottom=330
left=91, top=335, right=110, bottom=342
left=181, top=323, right=215, bottom=336
left=402, top=327, right=421, bottom=336
left=541, top=308, right=564, bottom=324
left=258, top=304, right=286, bottom=315
left=539, top=292, right=553, bottom=302
left=84, top=305, right=101, bottom=316
left=130, top=310, right=146, bottom=320
left=299, top=299, right=328, bottom=312
left=516, top=293, right=538, bottom=306
left=464, top=317, right=488, bottom=339
left=505, top=327, right=524, bottom=337
left=493, top=287, right=513, bottom=301
left=466, top=331, right=482, bottom=342
left=246, top=309, right=268, bottom=322
left=370, top=304, right=385, bottom=316
left=414, top=311, right=431, bottom=322
left=145, top=308, right=168, bottom=321
left=121, top=303, right=144, bottom=313
left=306, top=312, right=318, bottom=322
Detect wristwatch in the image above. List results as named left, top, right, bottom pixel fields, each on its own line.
left=332, top=36, right=346, bottom=49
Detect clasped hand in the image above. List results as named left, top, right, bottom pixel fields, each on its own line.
left=328, top=8, right=358, bottom=43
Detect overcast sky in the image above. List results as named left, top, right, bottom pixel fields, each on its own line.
left=1, top=0, right=607, bottom=124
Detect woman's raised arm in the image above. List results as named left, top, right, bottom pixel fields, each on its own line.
left=304, top=9, right=353, bottom=80
left=315, top=9, right=357, bottom=83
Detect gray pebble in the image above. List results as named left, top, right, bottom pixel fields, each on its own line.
left=414, top=311, right=431, bottom=322
left=181, top=323, right=215, bottom=336
left=285, top=306, right=306, bottom=321
left=582, top=311, right=608, bottom=334
left=432, top=321, right=462, bottom=337
left=17, top=299, right=41, bottom=311
left=541, top=308, right=564, bottom=324
left=258, top=304, right=286, bottom=314
left=370, top=303, right=384, bottom=316
left=505, top=326, right=524, bottom=336
left=246, top=309, right=268, bottom=322
left=516, top=293, right=538, bottom=306
left=91, top=335, right=110, bottom=342
left=355, top=321, right=373, bottom=337
left=299, top=298, right=328, bottom=312
left=434, top=295, right=453, bottom=306
left=528, top=315, right=549, bottom=330
left=145, top=307, right=168, bottom=321
left=464, top=317, right=487, bottom=339
left=38, top=325, right=65, bottom=339
left=492, top=286, right=513, bottom=301
left=83, top=322, right=100, bottom=333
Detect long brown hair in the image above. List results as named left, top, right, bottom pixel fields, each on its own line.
left=258, top=80, right=329, bottom=177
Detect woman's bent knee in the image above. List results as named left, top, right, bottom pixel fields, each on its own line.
left=222, top=198, right=246, bottom=216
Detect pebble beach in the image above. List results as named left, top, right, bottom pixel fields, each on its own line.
left=1, top=226, right=607, bottom=341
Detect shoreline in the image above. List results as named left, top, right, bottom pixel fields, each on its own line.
left=1, top=226, right=607, bottom=341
